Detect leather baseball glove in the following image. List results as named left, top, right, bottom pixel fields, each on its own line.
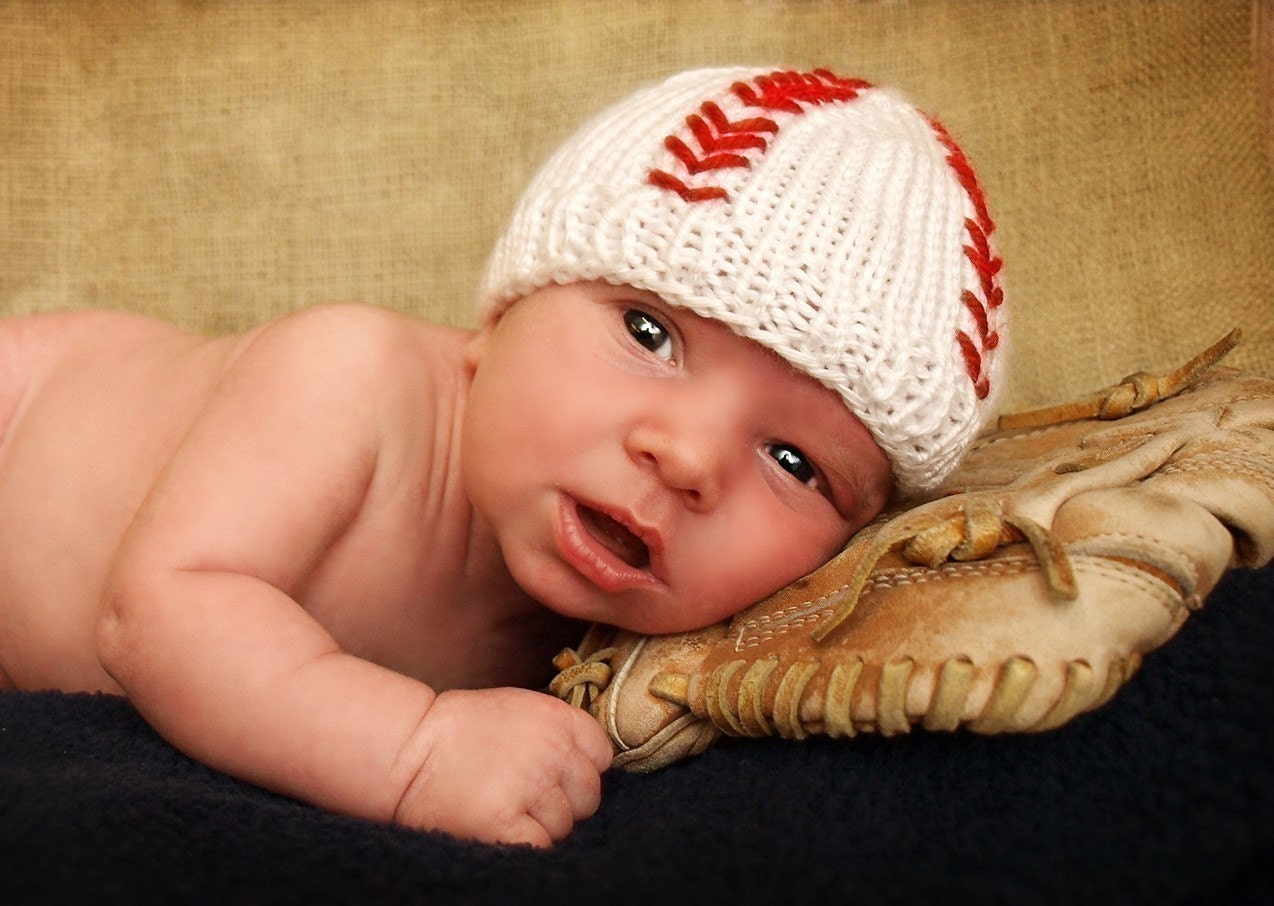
left=549, top=331, right=1274, bottom=770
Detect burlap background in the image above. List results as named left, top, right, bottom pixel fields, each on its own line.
left=3, top=0, right=1271, bottom=410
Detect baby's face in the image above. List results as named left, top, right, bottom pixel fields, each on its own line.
left=463, top=282, right=893, bottom=635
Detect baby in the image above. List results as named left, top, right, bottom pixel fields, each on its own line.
left=0, top=68, right=1004, bottom=846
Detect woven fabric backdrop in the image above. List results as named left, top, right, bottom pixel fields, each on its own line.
left=2, top=0, right=1271, bottom=410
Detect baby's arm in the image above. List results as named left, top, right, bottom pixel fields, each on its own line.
left=96, top=308, right=610, bottom=846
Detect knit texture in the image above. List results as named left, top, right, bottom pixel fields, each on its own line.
left=478, top=68, right=1006, bottom=495
left=5, top=1, right=1270, bottom=408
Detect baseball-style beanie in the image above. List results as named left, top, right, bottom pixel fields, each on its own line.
left=478, top=67, right=1006, bottom=496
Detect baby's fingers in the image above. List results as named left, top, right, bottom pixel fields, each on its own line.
left=524, top=785, right=576, bottom=845
left=493, top=813, right=555, bottom=849
left=568, top=707, right=615, bottom=772
left=563, top=745, right=605, bottom=817
left=525, top=750, right=603, bottom=844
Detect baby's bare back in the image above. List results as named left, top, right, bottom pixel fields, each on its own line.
left=0, top=311, right=251, bottom=692
left=0, top=306, right=564, bottom=698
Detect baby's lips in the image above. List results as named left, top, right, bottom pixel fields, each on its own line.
left=577, top=504, right=650, bottom=568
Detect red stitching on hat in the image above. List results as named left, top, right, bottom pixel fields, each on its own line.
left=929, top=118, right=1003, bottom=401
left=648, top=169, right=729, bottom=202
left=647, top=69, right=869, bottom=202
left=956, top=332, right=991, bottom=400
left=646, top=70, right=1003, bottom=404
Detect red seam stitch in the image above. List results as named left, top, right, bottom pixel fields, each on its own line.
left=961, top=290, right=990, bottom=341
left=929, top=116, right=1002, bottom=399
left=956, top=331, right=991, bottom=400
left=666, top=135, right=750, bottom=174
left=742, top=70, right=868, bottom=111
left=687, top=116, right=765, bottom=154
left=648, top=69, right=869, bottom=203
left=646, top=71, right=1003, bottom=404
left=700, top=101, right=778, bottom=138
left=964, top=218, right=991, bottom=261
left=648, top=169, right=729, bottom=202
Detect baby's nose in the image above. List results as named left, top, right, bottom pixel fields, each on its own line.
left=624, top=421, right=724, bottom=511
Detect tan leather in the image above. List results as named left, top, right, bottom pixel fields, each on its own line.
left=552, top=353, right=1274, bottom=771
left=6, top=0, right=1272, bottom=768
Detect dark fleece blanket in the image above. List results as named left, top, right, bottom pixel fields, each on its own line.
left=2, top=565, right=1271, bottom=906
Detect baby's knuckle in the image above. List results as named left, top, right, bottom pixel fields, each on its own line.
left=492, top=811, right=552, bottom=849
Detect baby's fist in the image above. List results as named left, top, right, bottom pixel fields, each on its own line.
left=394, top=687, right=612, bottom=847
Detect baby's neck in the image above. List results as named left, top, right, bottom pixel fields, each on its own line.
left=432, top=341, right=586, bottom=689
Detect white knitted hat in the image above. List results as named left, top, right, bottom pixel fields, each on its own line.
left=478, top=67, right=1006, bottom=495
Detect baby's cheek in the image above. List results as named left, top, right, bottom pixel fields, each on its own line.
left=767, top=531, right=840, bottom=588
left=691, top=551, right=795, bottom=621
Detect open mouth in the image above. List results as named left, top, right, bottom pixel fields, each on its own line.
left=577, top=504, right=651, bottom=570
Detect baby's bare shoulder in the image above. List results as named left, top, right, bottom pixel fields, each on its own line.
left=0, top=309, right=192, bottom=364
left=215, top=305, right=474, bottom=462
left=236, top=304, right=469, bottom=382
left=1, top=310, right=192, bottom=439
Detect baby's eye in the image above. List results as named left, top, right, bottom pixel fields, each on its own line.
left=624, top=309, right=674, bottom=361
left=767, top=443, right=818, bottom=486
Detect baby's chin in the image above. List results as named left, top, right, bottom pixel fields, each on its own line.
left=570, top=595, right=753, bottom=637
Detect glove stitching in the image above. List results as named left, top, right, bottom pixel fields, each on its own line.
left=1157, top=454, right=1274, bottom=487
left=735, top=560, right=1043, bottom=649
left=735, top=584, right=853, bottom=631
left=572, top=369, right=1273, bottom=769
left=736, top=550, right=1186, bottom=651
left=1073, top=557, right=1182, bottom=615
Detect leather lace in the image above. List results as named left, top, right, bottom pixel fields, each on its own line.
left=549, top=331, right=1241, bottom=738
left=811, top=328, right=1240, bottom=643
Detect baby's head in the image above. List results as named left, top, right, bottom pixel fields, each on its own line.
left=467, top=67, right=1006, bottom=633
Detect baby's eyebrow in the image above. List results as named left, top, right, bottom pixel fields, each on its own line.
left=816, top=440, right=886, bottom=518
left=830, top=462, right=867, bottom=511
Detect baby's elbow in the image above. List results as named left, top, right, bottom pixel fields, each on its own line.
left=96, top=595, right=130, bottom=687
left=96, top=559, right=162, bottom=689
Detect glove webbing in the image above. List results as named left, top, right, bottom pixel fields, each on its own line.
left=659, top=647, right=1141, bottom=738
left=810, top=503, right=1075, bottom=643
left=812, top=329, right=1241, bottom=643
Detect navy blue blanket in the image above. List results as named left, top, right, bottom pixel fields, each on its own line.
left=3, top=565, right=1271, bottom=905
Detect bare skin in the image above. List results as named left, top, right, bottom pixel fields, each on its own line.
left=0, top=283, right=892, bottom=847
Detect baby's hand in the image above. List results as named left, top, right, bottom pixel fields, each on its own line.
left=394, top=687, right=613, bottom=847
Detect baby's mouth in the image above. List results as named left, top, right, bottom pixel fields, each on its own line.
left=577, top=504, right=651, bottom=570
